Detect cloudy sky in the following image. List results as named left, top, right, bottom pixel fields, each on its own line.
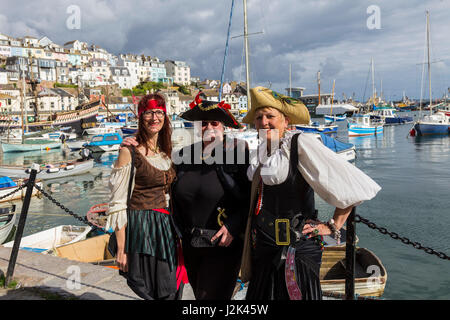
left=1, top=0, right=450, bottom=101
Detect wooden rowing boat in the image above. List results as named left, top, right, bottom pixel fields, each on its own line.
left=50, top=233, right=118, bottom=269
left=0, top=206, right=16, bottom=244
left=320, top=246, right=387, bottom=297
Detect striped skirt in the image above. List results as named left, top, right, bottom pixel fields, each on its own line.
left=123, top=208, right=179, bottom=299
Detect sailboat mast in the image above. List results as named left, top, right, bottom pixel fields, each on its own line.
left=426, top=10, right=432, bottom=115
left=289, top=64, right=292, bottom=97
left=243, top=0, right=251, bottom=110
left=20, top=70, right=24, bottom=144
left=22, top=67, right=28, bottom=139
left=331, top=79, right=335, bottom=113
left=317, top=70, right=321, bottom=105
left=219, top=0, right=235, bottom=101
left=371, top=57, right=375, bottom=105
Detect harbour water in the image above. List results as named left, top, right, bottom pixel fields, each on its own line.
left=1, top=111, right=449, bottom=300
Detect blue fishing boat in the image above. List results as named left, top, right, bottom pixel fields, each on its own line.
left=347, top=114, right=384, bottom=137
left=324, top=114, right=347, bottom=123
left=121, top=123, right=138, bottom=135
left=85, top=132, right=123, bottom=153
left=316, top=133, right=356, bottom=162
left=410, top=112, right=450, bottom=136
left=295, top=121, right=338, bottom=134
left=370, top=107, right=413, bottom=125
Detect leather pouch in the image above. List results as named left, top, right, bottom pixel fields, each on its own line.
left=190, top=228, right=219, bottom=247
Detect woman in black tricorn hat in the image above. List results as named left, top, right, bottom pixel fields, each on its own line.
left=122, top=92, right=251, bottom=299
left=170, top=91, right=251, bottom=300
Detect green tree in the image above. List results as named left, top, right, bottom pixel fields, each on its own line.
left=177, top=85, right=191, bottom=95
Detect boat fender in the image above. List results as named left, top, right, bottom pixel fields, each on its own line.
left=47, top=168, right=60, bottom=173
left=65, top=165, right=75, bottom=170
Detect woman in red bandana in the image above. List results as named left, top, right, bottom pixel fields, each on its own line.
left=105, top=93, right=187, bottom=300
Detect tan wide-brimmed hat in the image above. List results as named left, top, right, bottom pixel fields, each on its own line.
left=242, top=86, right=310, bottom=124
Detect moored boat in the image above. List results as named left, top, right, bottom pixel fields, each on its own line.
left=120, top=123, right=138, bottom=135
left=347, top=114, right=384, bottom=137
left=295, top=121, right=338, bottom=134
left=313, top=132, right=356, bottom=162
left=2, top=225, right=92, bottom=253
left=324, top=114, right=347, bottom=123
left=0, top=206, right=16, bottom=245
left=320, top=246, right=387, bottom=297
left=410, top=112, right=450, bottom=136
left=48, top=233, right=117, bottom=269
left=1, top=139, right=62, bottom=153
left=369, top=107, right=413, bottom=125
left=83, top=122, right=123, bottom=135
left=85, top=132, right=123, bottom=153
left=64, top=139, right=88, bottom=151
left=0, top=176, right=43, bottom=203
left=0, top=159, right=94, bottom=180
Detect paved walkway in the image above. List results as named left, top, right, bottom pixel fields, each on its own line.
left=0, top=245, right=196, bottom=300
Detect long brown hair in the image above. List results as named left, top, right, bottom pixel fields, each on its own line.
left=135, top=93, right=172, bottom=157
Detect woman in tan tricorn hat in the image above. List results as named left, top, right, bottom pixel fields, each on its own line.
left=240, top=86, right=381, bottom=300
left=242, top=86, right=310, bottom=125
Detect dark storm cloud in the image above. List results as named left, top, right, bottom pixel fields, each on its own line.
left=1, top=0, right=450, bottom=100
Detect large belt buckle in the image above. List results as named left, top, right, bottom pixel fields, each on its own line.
left=275, top=218, right=290, bottom=246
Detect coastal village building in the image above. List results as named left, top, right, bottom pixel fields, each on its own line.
left=0, top=92, right=17, bottom=112
left=55, top=60, right=70, bottom=84
left=118, top=54, right=140, bottom=88
left=110, top=66, right=132, bottom=89
left=0, top=68, right=8, bottom=85
left=164, top=60, right=191, bottom=85
left=0, top=32, right=205, bottom=116
left=149, top=57, right=170, bottom=83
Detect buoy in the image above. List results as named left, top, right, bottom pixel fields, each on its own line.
left=409, top=128, right=416, bottom=136
left=45, top=147, right=50, bottom=151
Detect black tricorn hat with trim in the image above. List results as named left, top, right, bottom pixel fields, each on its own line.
left=180, top=92, right=242, bottom=129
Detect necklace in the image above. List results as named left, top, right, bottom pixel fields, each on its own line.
left=146, top=143, right=159, bottom=155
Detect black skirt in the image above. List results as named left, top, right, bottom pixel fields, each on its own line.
left=182, top=238, right=243, bottom=300
left=246, top=227, right=323, bottom=300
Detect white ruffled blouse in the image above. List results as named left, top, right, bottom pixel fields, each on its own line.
left=247, top=131, right=381, bottom=209
left=105, top=152, right=172, bottom=231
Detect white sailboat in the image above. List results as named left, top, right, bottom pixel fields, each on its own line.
left=410, top=11, right=450, bottom=136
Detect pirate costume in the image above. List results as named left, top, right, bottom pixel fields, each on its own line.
left=240, top=87, right=381, bottom=300
left=106, top=96, right=186, bottom=300
left=171, top=92, right=251, bottom=300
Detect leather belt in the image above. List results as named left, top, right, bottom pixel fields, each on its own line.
left=255, top=210, right=306, bottom=246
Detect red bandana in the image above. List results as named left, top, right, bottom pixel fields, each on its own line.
left=138, top=99, right=166, bottom=117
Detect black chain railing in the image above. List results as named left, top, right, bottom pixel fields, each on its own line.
left=355, top=214, right=450, bottom=261
left=0, top=182, right=29, bottom=201
left=32, top=182, right=112, bottom=235
left=28, top=180, right=450, bottom=260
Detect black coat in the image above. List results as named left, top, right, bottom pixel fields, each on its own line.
left=170, top=137, right=251, bottom=240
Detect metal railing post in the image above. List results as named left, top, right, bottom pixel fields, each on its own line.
left=345, top=207, right=356, bottom=300
left=4, top=164, right=39, bottom=288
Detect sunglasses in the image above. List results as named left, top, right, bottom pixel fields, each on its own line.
left=201, top=121, right=221, bottom=127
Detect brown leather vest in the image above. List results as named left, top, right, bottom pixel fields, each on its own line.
left=128, top=147, right=176, bottom=210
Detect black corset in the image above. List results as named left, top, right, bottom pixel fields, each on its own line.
left=260, top=133, right=316, bottom=220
